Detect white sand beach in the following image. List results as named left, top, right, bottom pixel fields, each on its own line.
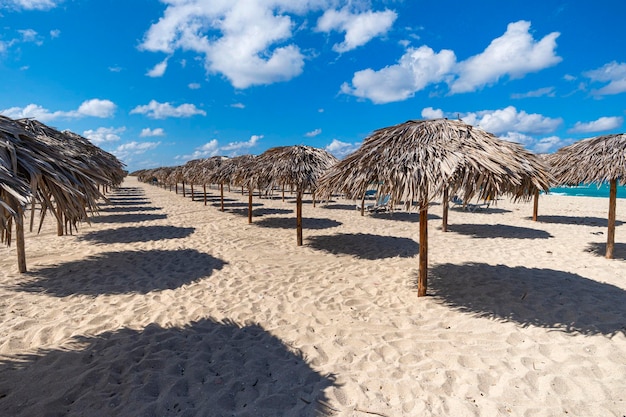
left=1, top=176, right=625, bottom=416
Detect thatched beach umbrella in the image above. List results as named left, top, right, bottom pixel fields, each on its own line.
left=238, top=145, right=338, bottom=245
left=208, top=155, right=254, bottom=213
left=316, top=118, right=551, bottom=297
left=0, top=115, right=121, bottom=271
left=549, top=133, right=626, bottom=258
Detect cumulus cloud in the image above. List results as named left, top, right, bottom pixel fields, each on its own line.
left=180, top=140, right=220, bottom=160
left=568, top=116, right=623, bottom=133
left=450, top=21, right=561, bottom=94
left=1, top=99, right=116, bottom=122
left=342, top=20, right=561, bottom=103
left=421, top=107, right=444, bottom=119
left=305, top=128, right=321, bottom=137
left=230, top=103, right=245, bottom=109
left=77, top=99, right=116, bottom=117
left=188, top=83, right=201, bottom=89
left=221, top=134, right=262, bottom=152
left=316, top=7, right=397, bottom=53
left=341, top=45, right=456, bottom=104
left=50, top=29, right=60, bottom=38
left=146, top=57, right=169, bottom=77
left=461, top=106, right=562, bottom=135
left=140, top=127, right=166, bottom=137
left=584, top=61, right=626, bottom=96
left=139, top=1, right=313, bottom=89
left=325, top=139, right=360, bottom=159
left=112, top=141, right=161, bottom=161
left=82, top=126, right=126, bottom=145
left=130, top=100, right=206, bottom=119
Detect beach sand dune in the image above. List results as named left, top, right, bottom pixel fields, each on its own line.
left=1, top=177, right=624, bottom=416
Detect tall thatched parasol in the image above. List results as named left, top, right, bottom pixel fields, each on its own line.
left=237, top=145, right=338, bottom=245
left=316, top=118, right=551, bottom=297
left=1, top=115, right=125, bottom=271
left=549, top=133, right=626, bottom=258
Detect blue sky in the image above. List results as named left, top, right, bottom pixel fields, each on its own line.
left=1, top=0, right=625, bottom=172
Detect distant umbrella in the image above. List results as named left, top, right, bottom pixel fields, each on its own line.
left=549, top=133, right=626, bottom=258
left=208, top=155, right=254, bottom=212
left=236, top=145, right=338, bottom=245
left=317, top=118, right=551, bottom=296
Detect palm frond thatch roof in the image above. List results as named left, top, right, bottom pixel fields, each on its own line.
left=548, top=133, right=626, bottom=186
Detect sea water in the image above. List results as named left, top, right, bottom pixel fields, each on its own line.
left=548, top=183, right=626, bottom=198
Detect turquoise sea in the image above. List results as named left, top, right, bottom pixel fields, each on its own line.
left=548, top=183, right=626, bottom=198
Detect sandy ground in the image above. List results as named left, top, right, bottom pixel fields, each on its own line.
left=0, top=176, right=625, bottom=417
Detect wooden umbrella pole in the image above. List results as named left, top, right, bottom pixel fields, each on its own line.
left=532, top=188, right=540, bottom=221
left=182, top=181, right=186, bottom=197
left=296, top=190, right=303, bottom=246
left=175, top=183, right=178, bottom=194
left=16, top=207, right=27, bottom=273
left=203, top=184, right=207, bottom=205
left=282, top=186, right=285, bottom=202
left=29, top=199, right=36, bottom=233
left=418, top=204, right=428, bottom=297
left=248, top=188, right=253, bottom=224
left=360, top=194, right=365, bottom=216
left=442, top=188, right=449, bottom=232
left=220, top=183, right=225, bottom=212
left=190, top=183, right=194, bottom=200
left=312, top=191, right=316, bottom=208
left=606, top=179, right=617, bottom=259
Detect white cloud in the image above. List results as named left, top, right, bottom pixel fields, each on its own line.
left=77, top=99, right=116, bottom=118
left=325, top=139, right=360, bottom=159
left=109, top=66, right=123, bottom=72
left=230, top=103, right=245, bottom=109
left=139, top=1, right=312, bottom=89
left=316, top=7, right=397, bottom=53
left=6, top=0, right=59, bottom=10
left=130, top=100, right=206, bottom=119
left=18, top=29, right=41, bottom=44
left=146, top=57, right=169, bottom=77
left=461, top=106, right=562, bottom=135
left=140, top=127, right=166, bottom=137
left=180, top=140, right=220, bottom=160
left=341, top=45, right=456, bottom=104
left=188, top=83, right=201, bottom=89
left=113, top=141, right=161, bottom=161
left=568, top=116, right=623, bottom=134
left=305, top=128, right=321, bottom=137
left=83, top=126, right=126, bottom=145
left=50, top=29, right=60, bottom=38
left=450, top=21, right=561, bottom=94
left=0, top=99, right=116, bottom=122
left=533, top=136, right=567, bottom=153
left=221, top=134, right=262, bottom=152
left=421, top=107, right=444, bottom=119
left=584, top=61, right=626, bottom=96
left=510, top=87, right=555, bottom=99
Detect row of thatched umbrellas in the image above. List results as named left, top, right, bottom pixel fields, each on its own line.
left=0, top=115, right=126, bottom=272
left=131, top=119, right=622, bottom=297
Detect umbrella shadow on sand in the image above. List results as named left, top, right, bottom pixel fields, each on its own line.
left=448, top=224, right=553, bottom=239
left=79, top=226, right=196, bottom=244
left=585, top=242, right=626, bottom=260
left=16, top=249, right=226, bottom=296
left=98, top=206, right=163, bottom=213
left=255, top=217, right=341, bottom=230
left=533, top=215, right=624, bottom=227
left=428, top=263, right=626, bottom=336
left=370, top=212, right=441, bottom=222
left=308, top=233, right=418, bottom=260
left=0, top=318, right=336, bottom=417
left=90, top=213, right=168, bottom=223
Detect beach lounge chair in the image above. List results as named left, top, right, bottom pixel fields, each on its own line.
left=365, top=194, right=391, bottom=212
left=450, top=195, right=490, bottom=212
